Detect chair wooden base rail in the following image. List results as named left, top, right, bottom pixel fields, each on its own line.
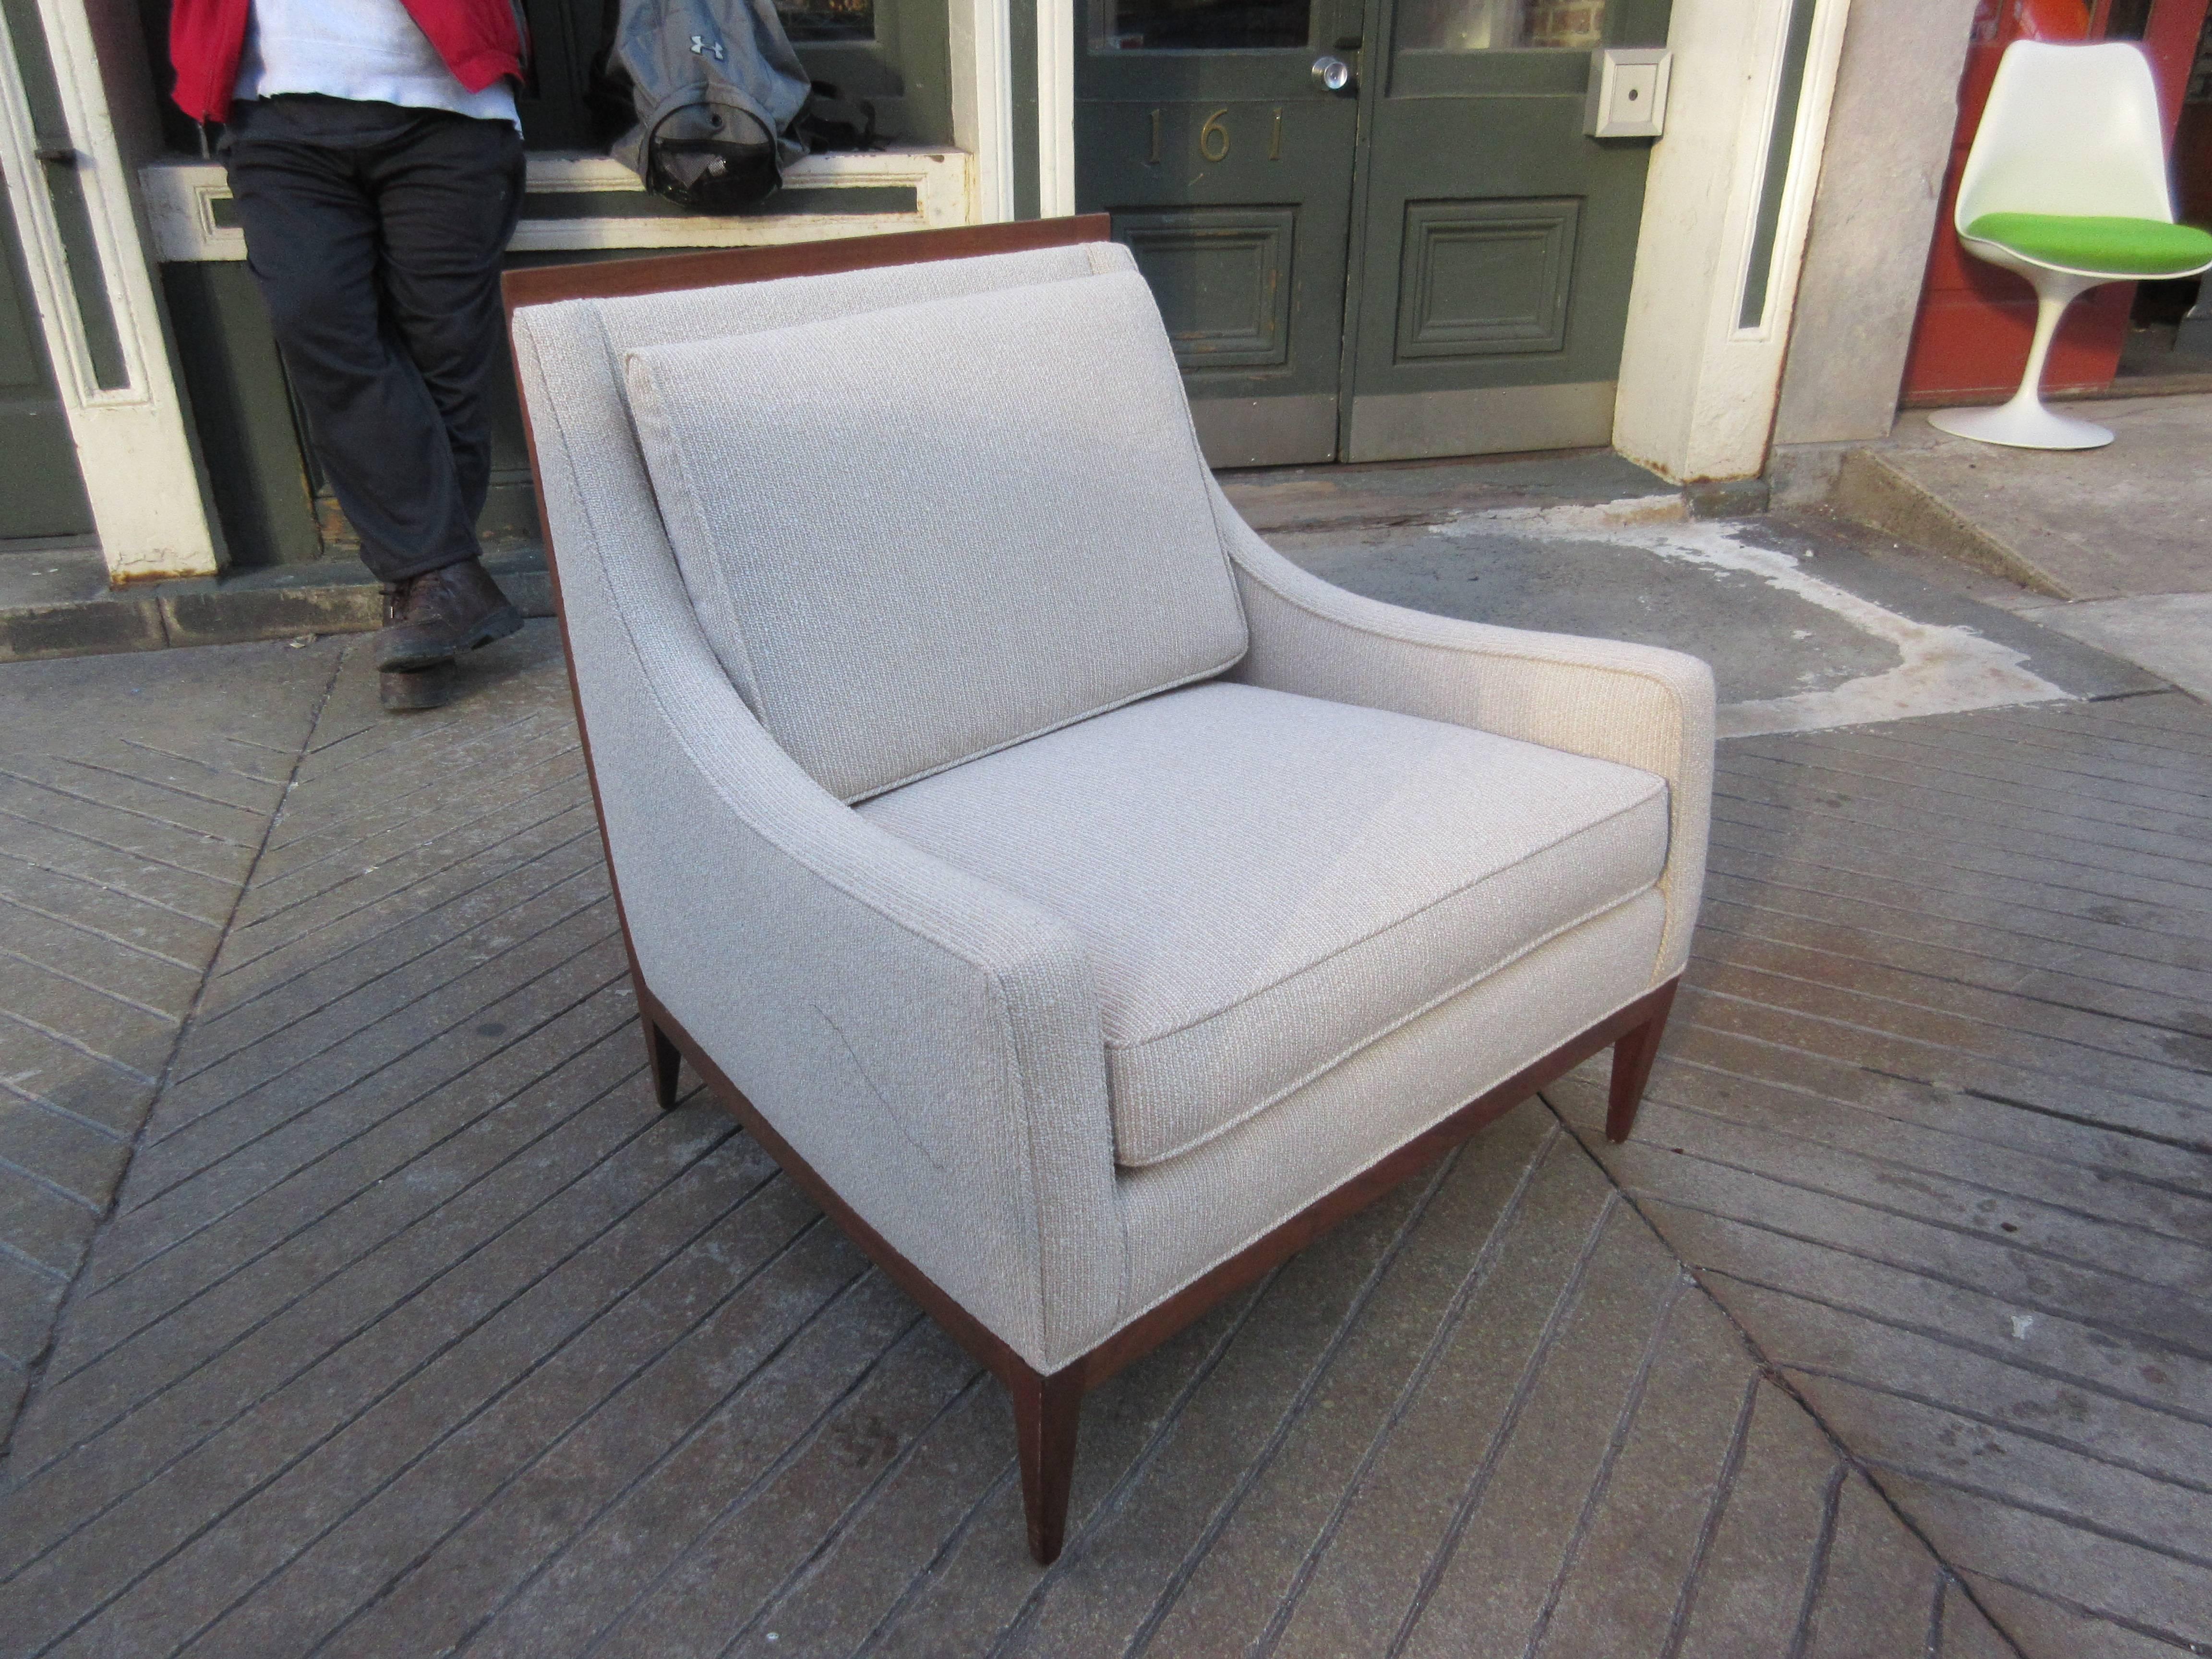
left=636, top=976, right=1677, bottom=1564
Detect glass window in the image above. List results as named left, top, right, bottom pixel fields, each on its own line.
left=1395, top=0, right=1606, bottom=53
left=777, top=0, right=875, bottom=44
left=1091, top=0, right=1311, bottom=53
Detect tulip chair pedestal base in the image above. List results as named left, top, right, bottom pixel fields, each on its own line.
left=637, top=974, right=1679, bottom=1564
left=1927, top=276, right=2117, bottom=452
left=1928, top=399, right=2114, bottom=451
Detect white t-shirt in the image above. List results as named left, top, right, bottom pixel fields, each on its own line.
left=235, top=0, right=521, bottom=129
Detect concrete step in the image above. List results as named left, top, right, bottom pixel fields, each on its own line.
left=1829, top=398, right=2212, bottom=604
left=0, top=543, right=555, bottom=665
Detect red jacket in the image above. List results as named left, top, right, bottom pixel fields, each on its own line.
left=168, top=0, right=526, bottom=124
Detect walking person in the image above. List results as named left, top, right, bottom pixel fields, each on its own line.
left=168, top=0, right=530, bottom=710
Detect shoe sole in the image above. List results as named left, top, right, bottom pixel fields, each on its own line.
left=380, top=661, right=457, bottom=711
left=379, top=603, right=525, bottom=673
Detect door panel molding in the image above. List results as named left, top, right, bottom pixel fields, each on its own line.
left=1119, top=207, right=1296, bottom=369
left=1349, top=378, right=1614, bottom=460
left=1396, top=196, right=1580, bottom=360
left=1078, top=0, right=1359, bottom=471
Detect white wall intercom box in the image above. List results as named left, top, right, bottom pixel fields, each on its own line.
left=1586, top=48, right=1672, bottom=140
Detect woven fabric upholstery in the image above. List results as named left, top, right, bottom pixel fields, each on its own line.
left=1211, top=478, right=1714, bottom=981
left=511, top=256, right=1135, bottom=1374
left=573, top=241, right=1138, bottom=690
left=1121, top=891, right=1666, bottom=1316
left=862, top=681, right=1669, bottom=1167
left=621, top=270, right=1248, bottom=802
left=510, top=239, right=1714, bottom=1376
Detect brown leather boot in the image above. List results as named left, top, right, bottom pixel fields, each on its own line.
left=379, top=661, right=457, bottom=711
left=376, top=559, right=523, bottom=672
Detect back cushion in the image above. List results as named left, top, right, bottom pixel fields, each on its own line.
left=621, top=267, right=1249, bottom=803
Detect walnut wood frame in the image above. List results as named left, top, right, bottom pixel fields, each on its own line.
left=503, top=218, right=1680, bottom=1567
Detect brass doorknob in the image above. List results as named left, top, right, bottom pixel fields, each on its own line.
left=1312, top=55, right=1355, bottom=93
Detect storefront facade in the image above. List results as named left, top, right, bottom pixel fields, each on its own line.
left=1, top=0, right=2009, bottom=583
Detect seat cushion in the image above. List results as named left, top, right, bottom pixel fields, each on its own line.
left=619, top=268, right=1248, bottom=803
left=859, top=682, right=1671, bottom=1167
left=1964, top=213, right=2212, bottom=276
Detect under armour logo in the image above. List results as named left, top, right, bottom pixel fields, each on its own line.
left=689, top=33, right=727, bottom=59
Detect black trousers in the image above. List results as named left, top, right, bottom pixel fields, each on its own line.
left=224, top=96, right=526, bottom=584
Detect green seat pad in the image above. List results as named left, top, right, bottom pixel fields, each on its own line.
left=1964, top=212, right=2212, bottom=276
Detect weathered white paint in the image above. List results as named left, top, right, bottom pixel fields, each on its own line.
left=0, top=0, right=219, bottom=577
left=141, top=148, right=977, bottom=261
left=1036, top=0, right=1076, bottom=216
left=1612, top=0, right=1855, bottom=483
left=1773, top=0, right=1976, bottom=445
left=951, top=0, right=1016, bottom=219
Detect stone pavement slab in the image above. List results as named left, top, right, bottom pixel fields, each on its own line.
left=0, top=625, right=2029, bottom=1658
left=1999, top=593, right=2212, bottom=705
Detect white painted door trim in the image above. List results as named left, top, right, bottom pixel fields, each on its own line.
left=1612, top=0, right=1856, bottom=482
left=142, top=149, right=977, bottom=260
left=952, top=0, right=1018, bottom=218
left=1037, top=0, right=1075, bottom=216
left=0, top=0, right=218, bottom=577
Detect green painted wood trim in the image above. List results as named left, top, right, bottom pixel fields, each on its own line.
left=160, top=264, right=322, bottom=568
left=1011, top=0, right=1041, bottom=218
left=0, top=136, right=91, bottom=539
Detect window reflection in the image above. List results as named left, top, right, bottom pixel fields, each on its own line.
left=1091, top=0, right=1311, bottom=53
left=777, top=0, right=874, bottom=43
left=1395, top=0, right=1606, bottom=53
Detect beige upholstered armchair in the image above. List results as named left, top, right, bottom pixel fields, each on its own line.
left=505, top=218, right=1713, bottom=1565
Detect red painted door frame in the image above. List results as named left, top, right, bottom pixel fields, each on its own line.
left=2178, top=12, right=2212, bottom=228
left=1899, top=0, right=2211, bottom=404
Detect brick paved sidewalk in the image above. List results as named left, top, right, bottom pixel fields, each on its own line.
left=1, top=622, right=2201, bottom=1656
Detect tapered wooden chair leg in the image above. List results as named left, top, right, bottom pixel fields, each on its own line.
left=644, top=1013, right=682, bottom=1110
left=1010, top=1366, right=1084, bottom=1565
left=1607, top=980, right=1679, bottom=1143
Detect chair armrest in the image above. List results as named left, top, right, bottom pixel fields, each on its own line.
left=517, top=320, right=1127, bottom=1374
left=1214, top=484, right=1715, bottom=977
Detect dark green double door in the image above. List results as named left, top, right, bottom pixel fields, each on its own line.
left=1077, top=0, right=1669, bottom=466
